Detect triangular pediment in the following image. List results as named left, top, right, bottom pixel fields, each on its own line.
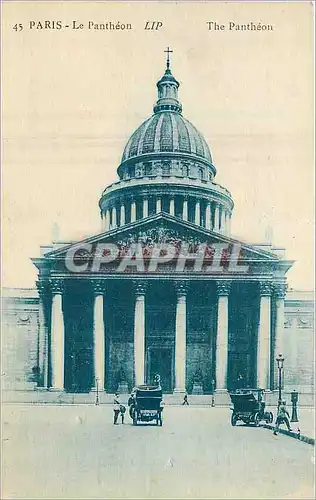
left=33, top=213, right=295, bottom=280
left=44, top=212, right=281, bottom=262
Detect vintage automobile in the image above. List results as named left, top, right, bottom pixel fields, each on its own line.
left=229, top=389, right=273, bottom=426
left=128, top=385, right=164, bottom=426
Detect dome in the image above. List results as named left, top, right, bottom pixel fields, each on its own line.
left=121, top=112, right=213, bottom=164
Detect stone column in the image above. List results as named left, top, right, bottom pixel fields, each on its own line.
left=50, top=279, right=65, bottom=390
left=120, top=203, right=125, bottom=226
left=174, top=282, right=188, bottom=393
left=111, top=207, right=117, bottom=229
left=273, top=282, right=287, bottom=389
left=182, top=197, right=188, bottom=221
left=143, top=198, right=149, bottom=218
left=101, top=213, right=106, bottom=232
left=214, top=204, right=220, bottom=232
left=92, top=280, right=105, bottom=391
left=227, top=213, right=231, bottom=235
left=205, top=202, right=211, bottom=230
left=216, top=281, right=232, bottom=390
left=134, top=281, right=146, bottom=386
left=220, top=208, right=225, bottom=234
left=156, top=197, right=162, bottom=213
left=257, top=281, right=272, bottom=390
left=36, top=280, right=48, bottom=388
left=131, top=199, right=137, bottom=222
left=170, top=197, right=175, bottom=216
left=195, top=200, right=200, bottom=226
left=105, top=209, right=110, bottom=231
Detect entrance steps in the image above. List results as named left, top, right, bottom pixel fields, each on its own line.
left=2, top=389, right=315, bottom=407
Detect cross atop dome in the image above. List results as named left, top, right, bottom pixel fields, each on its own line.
left=164, top=47, right=173, bottom=70
left=153, top=48, right=182, bottom=114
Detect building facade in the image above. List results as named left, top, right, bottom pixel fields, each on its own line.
left=2, top=56, right=314, bottom=398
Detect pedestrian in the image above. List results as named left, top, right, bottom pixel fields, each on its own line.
left=113, top=393, right=121, bottom=424
left=273, top=400, right=292, bottom=435
left=120, top=403, right=126, bottom=424
left=236, top=373, right=244, bottom=390
left=182, top=393, right=189, bottom=406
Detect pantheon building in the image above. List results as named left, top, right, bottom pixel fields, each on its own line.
left=2, top=55, right=314, bottom=400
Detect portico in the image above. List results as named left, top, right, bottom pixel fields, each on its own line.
left=34, top=236, right=288, bottom=395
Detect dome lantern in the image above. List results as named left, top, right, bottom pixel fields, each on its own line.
left=153, top=47, right=182, bottom=114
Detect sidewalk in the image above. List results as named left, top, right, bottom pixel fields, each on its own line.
left=263, top=407, right=315, bottom=445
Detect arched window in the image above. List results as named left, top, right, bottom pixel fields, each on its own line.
left=144, top=162, right=152, bottom=176
left=162, top=162, right=170, bottom=176
left=198, top=168, right=204, bottom=181
left=182, top=162, right=189, bottom=177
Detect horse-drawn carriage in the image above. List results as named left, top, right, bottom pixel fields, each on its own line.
left=229, top=389, right=273, bottom=426
left=128, top=385, right=164, bottom=426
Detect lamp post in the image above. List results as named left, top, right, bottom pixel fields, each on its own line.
left=290, top=390, right=299, bottom=422
left=95, top=377, right=100, bottom=406
left=211, top=379, right=215, bottom=407
left=276, top=353, right=284, bottom=408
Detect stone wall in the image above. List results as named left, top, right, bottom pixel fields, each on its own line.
left=1, top=289, right=39, bottom=392
left=283, top=290, right=314, bottom=393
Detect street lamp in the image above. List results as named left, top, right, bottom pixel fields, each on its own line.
left=276, top=353, right=284, bottom=408
left=211, top=379, right=215, bottom=407
left=95, top=377, right=100, bottom=406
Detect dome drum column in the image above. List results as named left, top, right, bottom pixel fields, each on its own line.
left=182, top=197, right=188, bottom=221
left=214, top=203, right=220, bottom=232
left=227, top=213, right=231, bottom=235
left=195, top=200, right=201, bottom=226
left=105, top=209, right=110, bottom=231
left=120, top=202, right=126, bottom=226
left=131, top=199, right=137, bottom=223
left=219, top=207, right=225, bottom=234
left=156, top=197, right=162, bottom=214
left=169, top=197, right=175, bottom=216
left=111, top=206, right=117, bottom=229
left=143, top=197, right=149, bottom=218
left=205, top=202, right=211, bottom=230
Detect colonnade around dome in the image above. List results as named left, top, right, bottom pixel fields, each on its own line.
left=101, top=190, right=232, bottom=235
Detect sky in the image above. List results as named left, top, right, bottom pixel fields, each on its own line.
left=2, top=1, right=314, bottom=290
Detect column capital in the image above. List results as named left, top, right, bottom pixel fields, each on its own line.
left=259, top=281, right=273, bottom=297
left=133, top=280, right=147, bottom=296
left=273, top=282, right=288, bottom=299
left=175, top=281, right=188, bottom=297
left=91, top=279, right=106, bottom=296
left=216, top=280, right=232, bottom=296
left=49, top=278, right=64, bottom=295
left=36, top=280, right=49, bottom=297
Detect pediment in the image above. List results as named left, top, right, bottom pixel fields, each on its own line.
left=45, top=212, right=281, bottom=263
left=34, top=213, right=295, bottom=279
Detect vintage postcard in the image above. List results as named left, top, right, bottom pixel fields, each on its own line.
left=1, top=1, right=315, bottom=499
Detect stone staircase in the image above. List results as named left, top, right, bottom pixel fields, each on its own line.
left=2, top=389, right=314, bottom=407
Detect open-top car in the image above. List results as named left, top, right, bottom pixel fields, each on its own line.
left=128, top=385, right=164, bottom=426
left=229, top=389, right=273, bottom=426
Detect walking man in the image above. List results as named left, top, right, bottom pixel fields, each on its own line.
left=182, top=393, right=189, bottom=406
left=274, top=400, right=292, bottom=435
left=113, top=393, right=121, bottom=425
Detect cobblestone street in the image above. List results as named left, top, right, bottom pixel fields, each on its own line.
left=2, top=405, right=314, bottom=499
